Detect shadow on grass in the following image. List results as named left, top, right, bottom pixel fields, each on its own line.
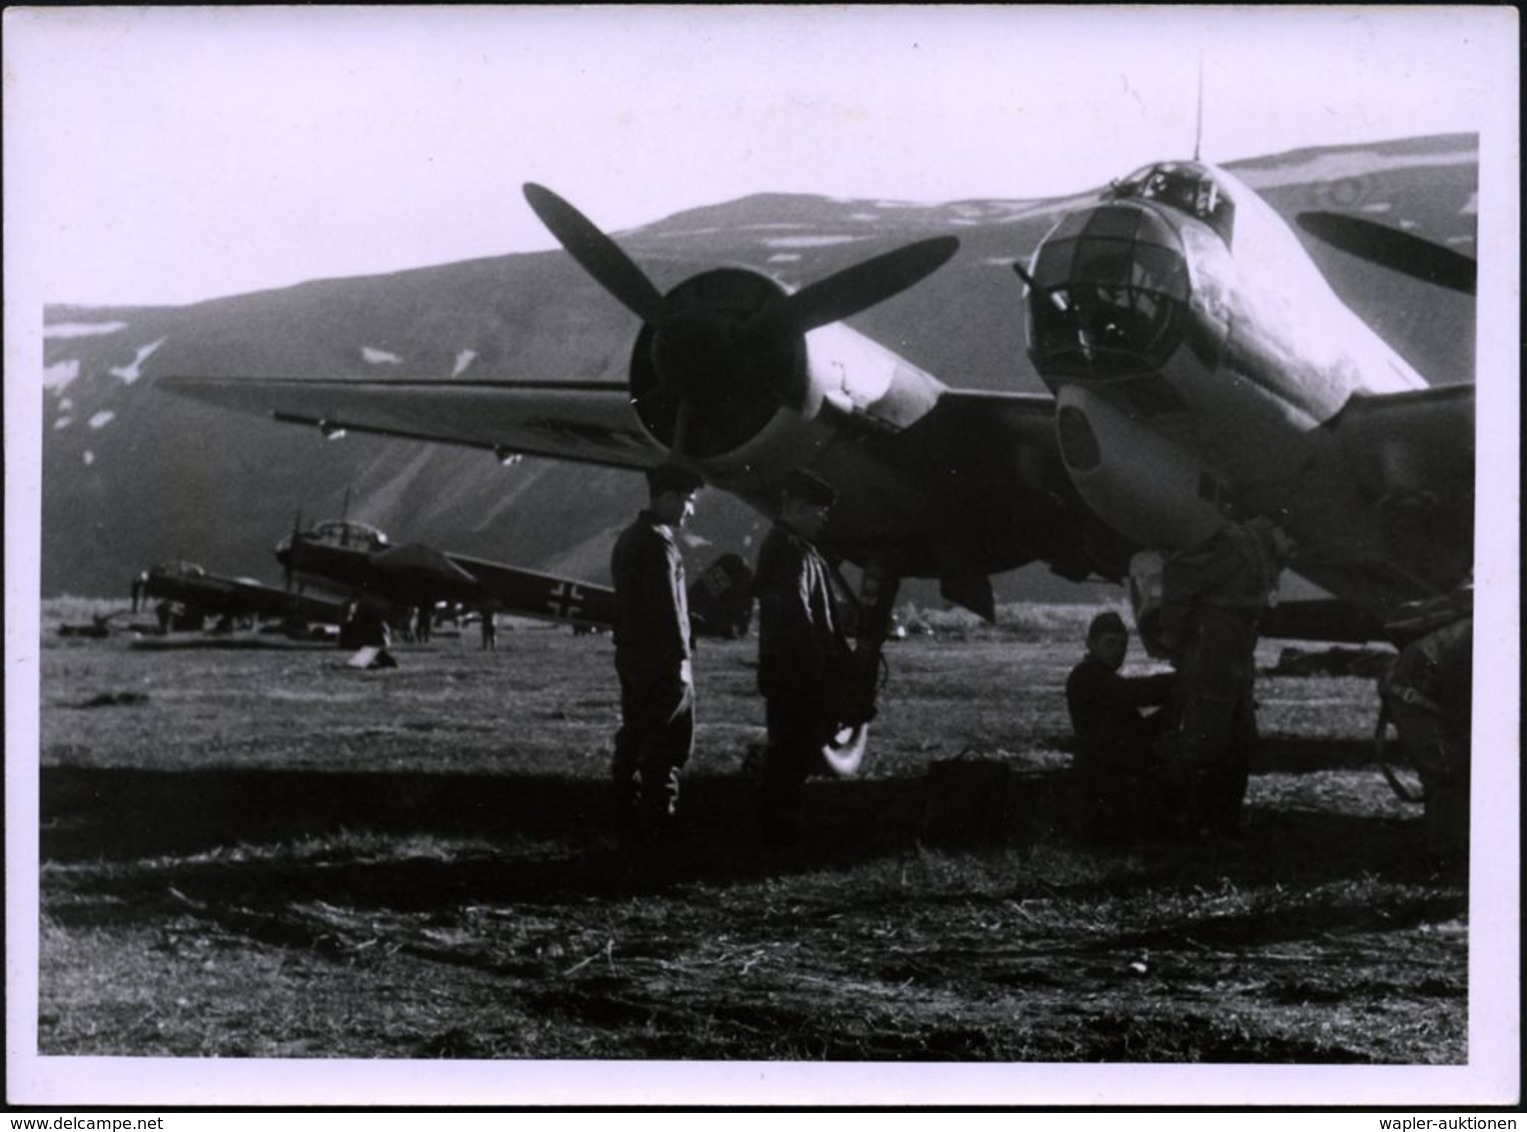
left=1038, top=733, right=1382, bottom=773
left=42, top=753, right=1444, bottom=919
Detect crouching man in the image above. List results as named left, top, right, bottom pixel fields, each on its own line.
left=1065, top=611, right=1176, bottom=841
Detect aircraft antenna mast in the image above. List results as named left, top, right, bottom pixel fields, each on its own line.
left=1193, top=54, right=1205, bottom=161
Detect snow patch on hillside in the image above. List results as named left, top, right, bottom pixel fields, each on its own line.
left=45, top=359, right=81, bottom=392
left=88, top=411, right=116, bottom=430
left=452, top=349, right=477, bottom=378
left=45, top=321, right=127, bottom=339
left=54, top=416, right=74, bottom=431
left=110, top=337, right=166, bottom=384
left=363, top=346, right=402, bottom=365
left=1234, top=148, right=1475, bottom=192
left=762, top=235, right=863, bottom=249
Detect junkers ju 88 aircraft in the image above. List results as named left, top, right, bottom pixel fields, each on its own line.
left=159, top=155, right=1475, bottom=762
left=278, top=516, right=756, bottom=640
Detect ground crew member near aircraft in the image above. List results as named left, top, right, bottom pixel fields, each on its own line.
left=754, top=468, right=852, bottom=845
left=346, top=597, right=399, bottom=668
left=479, top=604, right=498, bottom=651
left=1157, top=516, right=1294, bottom=838
left=1065, top=611, right=1176, bottom=840
left=1379, top=588, right=1473, bottom=864
left=610, top=464, right=704, bottom=845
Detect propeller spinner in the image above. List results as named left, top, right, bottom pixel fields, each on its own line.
left=523, top=183, right=958, bottom=458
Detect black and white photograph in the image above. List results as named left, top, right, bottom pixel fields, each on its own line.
left=5, top=5, right=1518, bottom=1109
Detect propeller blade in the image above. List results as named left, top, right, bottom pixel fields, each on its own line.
left=1296, top=212, right=1476, bottom=296
left=738, top=235, right=960, bottom=348
left=671, top=400, right=693, bottom=461
left=523, top=183, right=669, bottom=324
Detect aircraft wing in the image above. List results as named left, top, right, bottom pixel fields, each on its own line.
left=144, top=570, right=347, bottom=624
left=447, top=551, right=756, bottom=636
left=446, top=553, right=616, bottom=629
left=157, top=377, right=666, bottom=471
left=1326, top=383, right=1475, bottom=498
left=1270, top=382, right=1476, bottom=607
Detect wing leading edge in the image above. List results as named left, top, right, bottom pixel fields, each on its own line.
left=157, top=377, right=667, bottom=471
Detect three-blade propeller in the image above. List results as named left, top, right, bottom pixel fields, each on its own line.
left=523, top=183, right=958, bottom=456
left=1296, top=211, right=1476, bottom=296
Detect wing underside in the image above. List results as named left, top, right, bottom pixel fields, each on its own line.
left=157, top=376, right=667, bottom=471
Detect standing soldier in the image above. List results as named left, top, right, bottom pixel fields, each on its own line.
left=1379, top=587, right=1473, bottom=865
left=1158, top=516, right=1294, bottom=838
left=754, top=468, right=851, bottom=845
left=610, top=464, right=704, bottom=845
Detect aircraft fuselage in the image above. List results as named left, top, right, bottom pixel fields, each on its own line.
left=1023, top=160, right=1466, bottom=617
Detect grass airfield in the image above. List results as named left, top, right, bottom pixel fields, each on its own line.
left=33, top=602, right=1466, bottom=1064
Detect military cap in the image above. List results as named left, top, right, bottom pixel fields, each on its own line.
left=1086, top=610, right=1129, bottom=642
left=645, top=464, right=705, bottom=495
left=781, top=467, right=838, bottom=508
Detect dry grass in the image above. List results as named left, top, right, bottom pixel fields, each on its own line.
left=33, top=608, right=1466, bottom=1064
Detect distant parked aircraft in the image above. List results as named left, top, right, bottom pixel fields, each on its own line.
left=276, top=518, right=754, bottom=639
left=134, top=558, right=347, bottom=633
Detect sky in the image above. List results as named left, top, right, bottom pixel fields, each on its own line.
left=4, top=5, right=1517, bottom=307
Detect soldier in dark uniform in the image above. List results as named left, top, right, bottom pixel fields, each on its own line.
left=1065, top=611, right=1176, bottom=840
left=1379, top=589, right=1473, bottom=864
left=754, top=468, right=851, bottom=845
left=610, top=464, right=704, bottom=844
left=1157, top=516, right=1293, bottom=837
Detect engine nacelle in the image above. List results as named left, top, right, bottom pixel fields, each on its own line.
left=624, top=267, right=945, bottom=494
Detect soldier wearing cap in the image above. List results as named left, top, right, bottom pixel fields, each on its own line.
left=754, top=467, right=851, bottom=844
left=610, top=464, right=704, bottom=844
left=1065, top=611, right=1176, bottom=840
left=1158, top=516, right=1294, bottom=837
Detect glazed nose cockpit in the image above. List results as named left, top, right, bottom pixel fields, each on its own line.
left=1026, top=162, right=1235, bottom=382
